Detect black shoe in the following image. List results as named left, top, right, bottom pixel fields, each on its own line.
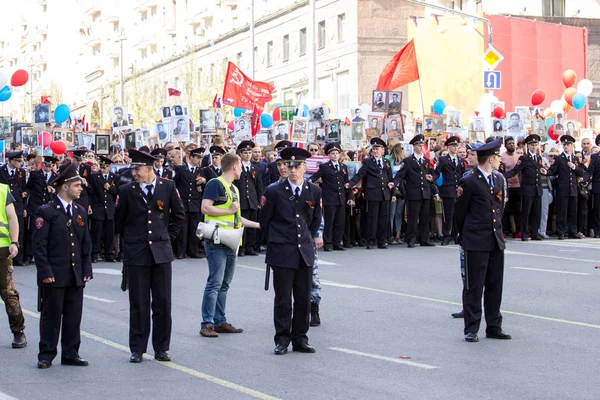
left=486, top=329, right=512, bottom=340
left=366, top=245, right=373, bottom=250
left=377, top=244, right=388, bottom=249
left=569, top=233, right=585, bottom=239
left=333, top=245, right=345, bottom=251
left=558, top=235, right=565, bottom=240
left=521, top=236, right=529, bottom=241
left=259, top=245, right=267, bottom=252
left=324, top=245, right=333, bottom=252
left=451, top=311, right=464, bottom=319
left=420, top=241, right=436, bottom=247
left=61, top=357, right=89, bottom=366
left=465, top=332, right=479, bottom=342
left=105, top=257, right=115, bottom=262
left=37, top=360, right=52, bottom=369
left=274, top=344, right=288, bottom=355
left=531, top=236, right=544, bottom=241
left=154, top=351, right=171, bottom=362
left=246, top=250, right=259, bottom=256
left=189, top=254, right=205, bottom=259
left=343, top=243, right=353, bottom=248
left=130, top=352, right=144, bottom=363
left=91, top=256, right=99, bottom=263
left=407, top=243, right=415, bottom=248
left=12, top=331, right=26, bottom=348
left=176, top=255, right=184, bottom=259
left=22, top=257, right=31, bottom=266
left=441, top=238, right=450, bottom=246
left=238, top=248, right=246, bottom=257
left=116, top=255, right=123, bottom=262
left=310, top=303, right=321, bottom=327
left=358, top=239, right=367, bottom=247
left=292, top=343, right=316, bottom=353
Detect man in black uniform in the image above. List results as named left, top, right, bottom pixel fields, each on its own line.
left=264, top=140, right=291, bottom=185
left=435, top=136, right=464, bottom=245
left=347, top=138, right=395, bottom=249
left=173, top=147, right=206, bottom=258
left=71, top=150, right=92, bottom=216
left=394, top=135, right=438, bottom=248
left=235, top=140, right=263, bottom=256
left=455, top=139, right=511, bottom=343
left=152, top=148, right=174, bottom=179
left=309, top=142, right=351, bottom=251
left=202, top=146, right=225, bottom=182
left=0, top=151, right=28, bottom=266
left=260, top=147, right=322, bottom=355
left=115, top=150, right=185, bottom=363
left=33, top=164, right=93, bottom=368
left=545, top=135, right=585, bottom=239
left=89, top=156, right=118, bottom=263
left=583, top=135, right=600, bottom=237
left=505, top=134, right=547, bottom=241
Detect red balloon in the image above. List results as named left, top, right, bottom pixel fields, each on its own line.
left=272, top=106, right=281, bottom=121
left=531, top=89, right=546, bottom=106
left=50, top=140, right=66, bottom=155
left=11, top=69, right=29, bottom=87
left=37, top=131, right=52, bottom=148
left=493, top=106, right=505, bottom=119
left=564, top=87, right=577, bottom=106
left=227, top=120, right=235, bottom=131
left=548, top=124, right=558, bottom=141
left=562, top=69, right=577, bottom=88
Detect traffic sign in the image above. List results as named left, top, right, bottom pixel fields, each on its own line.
left=481, top=46, right=504, bottom=70
left=483, top=71, right=501, bottom=90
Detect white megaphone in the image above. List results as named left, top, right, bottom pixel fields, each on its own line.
left=196, top=220, right=244, bottom=253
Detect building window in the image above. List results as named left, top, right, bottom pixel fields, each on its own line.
left=337, top=71, right=350, bottom=115
left=282, top=35, right=289, bottom=62
left=267, top=41, right=273, bottom=67
left=299, top=28, right=307, bottom=56
left=542, top=0, right=565, bottom=16
left=150, top=44, right=157, bottom=54
left=236, top=52, right=242, bottom=66
left=337, top=14, right=345, bottom=43
left=318, top=21, right=326, bottom=49
left=254, top=46, right=258, bottom=69
left=197, top=68, right=202, bottom=86
left=141, top=48, right=147, bottom=59
left=210, top=63, right=214, bottom=84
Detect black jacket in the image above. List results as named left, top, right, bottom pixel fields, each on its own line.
left=0, top=165, right=27, bottom=216
left=202, top=165, right=222, bottom=183
left=77, top=164, right=92, bottom=210
left=26, top=169, right=57, bottom=216
left=584, top=153, right=600, bottom=193
left=174, top=165, right=204, bottom=212
left=545, top=153, right=584, bottom=197
left=309, top=160, right=351, bottom=206
left=348, top=157, right=393, bottom=201
left=264, top=160, right=280, bottom=186
left=235, top=163, right=263, bottom=210
left=88, top=171, right=118, bottom=220
left=394, top=155, right=436, bottom=201
left=505, top=153, right=543, bottom=197
left=154, top=168, right=174, bottom=180
left=434, top=154, right=464, bottom=199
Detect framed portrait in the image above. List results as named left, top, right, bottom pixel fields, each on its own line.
left=325, top=119, right=341, bottom=141
left=292, top=117, right=309, bottom=142
left=532, top=118, right=546, bottom=140
left=173, top=105, right=184, bottom=116
left=308, top=106, right=328, bottom=127
left=110, top=105, right=129, bottom=128
left=554, top=112, right=565, bottom=134
left=21, top=127, right=36, bottom=147
left=432, top=116, right=445, bottom=135
left=63, top=130, right=75, bottom=146
left=95, top=134, right=110, bottom=155
left=273, top=120, right=290, bottom=141
left=280, top=105, right=295, bottom=121
left=171, top=116, right=190, bottom=143
left=34, top=104, right=50, bottom=124
left=200, top=109, right=216, bottom=133
left=52, top=129, right=64, bottom=142
left=415, top=120, right=423, bottom=135
left=315, top=128, right=325, bottom=142
left=189, top=132, right=200, bottom=146
left=215, top=111, right=225, bottom=129
left=469, top=131, right=486, bottom=143
left=386, top=116, right=403, bottom=141
left=352, top=107, right=366, bottom=123
left=492, top=118, right=506, bottom=133
left=565, top=120, right=579, bottom=139
left=255, top=131, right=270, bottom=147
left=423, top=116, right=433, bottom=134
left=146, top=134, right=160, bottom=149
left=0, top=116, right=12, bottom=137
left=506, top=112, right=523, bottom=135
left=515, top=106, right=532, bottom=130
left=367, top=115, right=383, bottom=136
left=162, top=106, right=172, bottom=118
left=446, top=110, right=462, bottom=135
left=124, top=132, right=136, bottom=149
left=372, top=90, right=387, bottom=112
left=468, top=117, right=485, bottom=133
left=387, top=91, right=402, bottom=111
left=154, top=122, right=169, bottom=143
left=351, top=122, right=364, bottom=141
left=233, top=115, right=251, bottom=143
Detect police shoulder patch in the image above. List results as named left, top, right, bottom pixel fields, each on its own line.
left=35, top=217, right=44, bottom=229
left=261, top=195, right=267, bottom=207
left=457, top=187, right=464, bottom=197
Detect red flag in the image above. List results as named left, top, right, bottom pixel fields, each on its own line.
left=222, top=62, right=274, bottom=110
left=168, top=88, right=181, bottom=96
left=251, top=104, right=263, bottom=138
left=376, top=39, right=420, bottom=91
left=41, top=96, right=51, bottom=104
left=212, top=94, right=222, bottom=108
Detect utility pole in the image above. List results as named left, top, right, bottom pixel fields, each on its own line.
left=308, top=0, right=317, bottom=99
left=116, top=29, right=127, bottom=105
left=28, top=57, right=35, bottom=123
left=250, top=0, right=255, bottom=79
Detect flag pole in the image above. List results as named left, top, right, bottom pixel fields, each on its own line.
left=418, top=79, right=425, bottom=118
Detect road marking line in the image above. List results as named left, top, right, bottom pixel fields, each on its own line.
left=321, top=280, right=357, bottom=288
left=511, top=267, right=591, bottom=276
left=318, top=260, right=338, bottom=266
left=328, top=347, right=438, bottom=369
left=93, top=268, right=122, bottom=275
left=84, top=295, right=115, bottom=303
left=16, top=307, right=280, bottom=400
left=0, top=390, right=18, bottom=400
left=505, top=250, right=600, bottom=263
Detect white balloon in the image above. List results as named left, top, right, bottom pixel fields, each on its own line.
left=577, top=79, right=593, bottom=96
left=443, top=105, right=456, bottom=114
left=551, top=100, right=563, bottom=113
left=489, top=95, right=499, bottom=103
left=0, top=72, right=6, bottom=88
left=359, top=103, right=372, bottom=114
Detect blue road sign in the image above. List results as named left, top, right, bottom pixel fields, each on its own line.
left=483, top=71, right=501, bottom=90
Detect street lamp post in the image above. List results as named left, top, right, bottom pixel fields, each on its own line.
left=250, top=0, right=255, bottom=79
left=308, top=0, right=316, bottom=99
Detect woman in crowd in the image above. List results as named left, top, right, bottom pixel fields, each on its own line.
left=388, top=143, right=405, bottom=244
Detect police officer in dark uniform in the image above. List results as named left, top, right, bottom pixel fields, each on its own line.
left=115, top=150, right=185, bottom=363
left=260, top=147, right=322, bottom=355
left=70, top=150, right=92, bottom=215
left=348, top=138, right=394, bottom=249
left=33, top=163, right=93, bottom=368
left=0, top=151, right=28, bottom=265
left=264, top=140, right=291, bottom=185
left=202, top=146, right=225, bottom=182
left=152, top=148, right=174, bottom=179
left=235, top=140, right=263, bottom=256
left=583, top=135, right=600, bottom=237
left=394, top=135, right=438, bottom=248
left=173, top=147, right=206, bottom=258
left=454, top=139, right=511, bottom=343
left=545, top=135, right=585, bottom=239
left=309, top=142, right=351, bottom=251
left=89, top=156, right=118, bottom=263
left=505, top=134, right=546, bottom=241
left=435, top=136, right=464, bottom=245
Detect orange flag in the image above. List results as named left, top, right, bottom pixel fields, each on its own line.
left=376, top=39, right=420, bottom=91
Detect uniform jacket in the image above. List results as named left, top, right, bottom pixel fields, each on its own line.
left=174, top=165, right=204, bottom=212
left=348, top=157, right=393, bottom=201
left=505, top=153, right=544, bottom=197
left=545, top=152, right=584, bottom=197
left=154, top=168, right=174, bottom=180
left=88, top=171, right=118, bottom=220
left=264, top=160, right=280, bottom=186
left=434, top=154, right=464, bottom=199
left=584, top=153, right=600, bottom=193
left=117, top=167, right=134, bottom=190
left=454, top=168, right=506, bottom=252
left=309, top=160, right=351, bottom=206
left=202, top=165, right=222, bottom=182
left=0, top=165, right=27, bottom=216
left=260, top=180, right=322, bottom=269
left=114, top=178, right=186, bottom=266
left=235, top=163, right=263, bottom=210
left=26, top=169, right=57, bottom=216
left=394, top=154, right=436, bottom=201
left=33, top=197, right=93, bottom=287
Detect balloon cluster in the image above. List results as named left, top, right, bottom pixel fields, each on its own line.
left=0, top=69, right=29, bottom=103
left=226, top=100, right=314, bottom=132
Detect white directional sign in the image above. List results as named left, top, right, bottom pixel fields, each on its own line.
left=483, top=71, right=501, bottom=90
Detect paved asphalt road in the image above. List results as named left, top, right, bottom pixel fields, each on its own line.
left=1, top=238, right=600, bottom=399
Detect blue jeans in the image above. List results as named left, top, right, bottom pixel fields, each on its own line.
left=388, top=199, right=405, bottom=237
left=201, top=240, right=237, bottom=328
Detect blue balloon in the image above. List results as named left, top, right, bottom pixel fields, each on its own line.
left=233, top=107, right=246, bottom=117
left=260, top=113, right=273, bottom=128
left=545, top=117, right=554, bottom=131
left=433, top=99, right=446, bottom=115
left=572, top=93, right=587, bottom=111
left=54, top=104, right=71, bottom=124
left=0, top=85, right=11, bottom=102
left=302, top=104, right=309, bottom=117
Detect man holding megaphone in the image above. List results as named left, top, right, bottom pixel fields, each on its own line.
left=199, top=153, right=260, bottom=338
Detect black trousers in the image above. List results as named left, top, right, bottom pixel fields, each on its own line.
left=91, top=218, right=115, bottom=259
left=38, top=286, right=84, bottom=361
left=176, top=211, right=200, bottom=257
left=577, top=195, right=588, bottom=235
left=343, top=205, right=360, bottom=245
left=14, top=215, right=24, bottom=264
left=441, top=197, right=456, bottom=238
left=323, top=205, right=345, bottom=247
left=366, top=200, right=388, bottom=246
left=24, top=215, right=33, bottom=259
left=128, top=262, right=172, bottom=354
left=555, top=195, right=578, bottom=236
left=594, top=193, right=600, bottom=235
left=520, top=195, right=542, bottom=238
left=462, top=248, right=504, bottom=334
left=406, top=199, right=430, bottom=244
left=272, top=262, right=311, bottom=347
left=241, top=209, right=258, bottom=250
